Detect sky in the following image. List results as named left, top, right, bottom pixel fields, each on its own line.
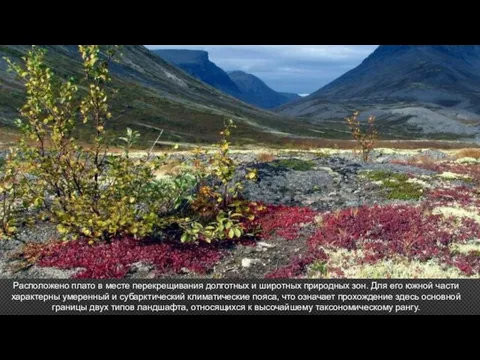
left=145, top=45, right=379, bottom=95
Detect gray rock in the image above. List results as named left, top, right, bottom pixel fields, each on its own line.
left=241, top=258, right=262, bottom=268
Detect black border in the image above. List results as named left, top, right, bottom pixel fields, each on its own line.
left=3, top=5, right=478, bottom=45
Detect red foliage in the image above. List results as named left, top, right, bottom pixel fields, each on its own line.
left=393, top=160, right=480, bottom=183
left=427, top=187, right=475, bottom=204
left=253, top=205, right=317, bottom=241
left=37, top=238, right=224, bottom=279
left=308, top=205, right=480, bottom=263
left=265, top=249, right=327, bottom=279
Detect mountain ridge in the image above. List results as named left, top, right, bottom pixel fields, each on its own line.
left=0, top=45, right=318, bottom=146
left=279, top=45, right=480, bottom=139
left=153, top=49, right=299, bottom=109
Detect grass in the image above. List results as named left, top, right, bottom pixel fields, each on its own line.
left=363, top=170, right=424, bottom=200
left=0, top=157, right=5, bottom=169
left=271, top=158, right=316, bottom=171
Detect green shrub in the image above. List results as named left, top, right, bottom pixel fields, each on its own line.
left=0, top=151, right=22, bottom=239
left=3, top=46, right=257, bottom=244
left=180, top=119, right=258, bottom=243
left=3, top=46, right=186, bottom=241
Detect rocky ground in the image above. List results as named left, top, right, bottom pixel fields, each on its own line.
left=2, top=148, right=480, bottom=279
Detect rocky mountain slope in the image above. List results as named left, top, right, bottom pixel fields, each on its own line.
left=153, top=49, right=298, bottom=109
left=279, top=45, right=480, bottom=140
left=0, top=45, right=318, bottom=145
left=228, top=70, right=300, bottom=109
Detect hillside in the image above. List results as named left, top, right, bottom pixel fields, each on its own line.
left=279, top=45, right=480, bottom=140
left=228, top=70, right=299, bottom=109
left=153, top=49, right=297, bottom=109
left=0, top=45, right=319, bottom=146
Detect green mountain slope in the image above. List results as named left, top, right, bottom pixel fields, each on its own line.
left=0, top=45, right=317, bottom=146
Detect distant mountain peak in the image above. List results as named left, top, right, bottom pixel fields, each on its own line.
left=154, top=50, right=299, bottom=109
left=153, top=49, right=241, bottom=96
left=279, top=44, right=480, bottom=139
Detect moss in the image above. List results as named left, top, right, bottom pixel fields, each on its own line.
left=362, top=170, right=423, bottom=200
left=309, top=248, right=477, bottom=279
left=271, top=158, right=315, bottom=171
left=363, top=170, right=409, bottom=182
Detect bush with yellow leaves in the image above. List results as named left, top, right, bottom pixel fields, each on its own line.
left=345, top=111, right=378, bottom=162
left=2, top=45, right=188, bottom=242
left=180, top=119, right=258, bottom=243
left=2, top=46, right=258, bottom=244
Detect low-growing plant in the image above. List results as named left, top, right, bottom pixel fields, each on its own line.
left=345, top=111, right=378, bottom=162
left=180, top=120, right=258, bottom=243
left=362, top=170, right=423, bottom=200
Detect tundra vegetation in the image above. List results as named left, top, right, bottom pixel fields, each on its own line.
left=1, top=45, right=480, bottom=279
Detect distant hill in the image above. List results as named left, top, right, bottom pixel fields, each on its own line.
left=279, top=45, right=480, bottom=139
left=227, top=70, right=299, bottom=109
left=0, top=45, right=319, bottom=146
left=153, top=49, right=297, bottom=109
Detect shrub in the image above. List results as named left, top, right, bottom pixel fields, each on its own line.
left=345, top=111, right=378, bottom=162
left=3, top=45, right=188, bottom=241
left=0, top=150, right=23, bottom=239
left=180, top=119, right=259, bottom=243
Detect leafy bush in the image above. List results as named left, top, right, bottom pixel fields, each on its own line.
left=180, top=119, right=258, bottom=242
left=3, top=46, right=189, bottom=241
left=3, top=46, right=260, bottom=245
left=345, top=111, right=378, bottom=162
left=0, top=150, right=22, bottom=239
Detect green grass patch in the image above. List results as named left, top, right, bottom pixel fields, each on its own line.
left=271, top=158, right=316, bottom=171
left=0, top=157, right=5, bottom=169
left=362, top=170, right=423, bottom=200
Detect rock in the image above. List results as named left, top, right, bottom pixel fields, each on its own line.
left=257, top=242, right=275, bottom=249
left=241, top=258, right=262, bottom=268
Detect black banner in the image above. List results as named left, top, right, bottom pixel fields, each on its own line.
left=0, top=279, right=478, bottom=315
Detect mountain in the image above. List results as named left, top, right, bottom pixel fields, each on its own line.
left=279, top=45, right=480, bottom=139
left=152, top=50, right=297, bottom=109
left=152, top=49, right=241, bottom=97
left=227, top=71, right=298, bottom=109
left=279, top=92, right=302, bottom=101
left=0, top=45, right=320, bottom=146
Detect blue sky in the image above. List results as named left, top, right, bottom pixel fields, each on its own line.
left=145, top=45, right=379, bottom=94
